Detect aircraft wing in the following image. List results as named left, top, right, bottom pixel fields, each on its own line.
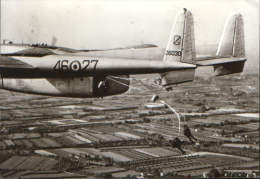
left=1, top=47, right=56, bottom=57
left=79, top=44, right=158, bottom=52
left=1, top=44, right=158, bottom=57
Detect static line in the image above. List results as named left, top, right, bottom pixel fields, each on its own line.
left=160, top=100, right=181, bottom=136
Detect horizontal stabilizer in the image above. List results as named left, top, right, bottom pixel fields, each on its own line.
left=196, top=57, right=246, bottom=66
left=213, top=60, right=245, bottom=76
left=196, top=57, right=246, bottom=76
left=196, top=13, right=246, bottom=76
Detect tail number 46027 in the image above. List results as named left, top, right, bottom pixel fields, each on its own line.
left=53, top=59, right=98, bottom=72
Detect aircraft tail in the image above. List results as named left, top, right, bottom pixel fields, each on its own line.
left=160, top=10, right=246, bottom=86
left=163, top=8, right=196, bottom=64
left=160, top=8, right=196, bottom=86
left=216, top=13, right=245, bottom=58
left=196, top=13, right=246, bottom=76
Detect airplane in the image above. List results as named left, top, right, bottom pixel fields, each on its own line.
left=0, top=9, right=246, bottom=98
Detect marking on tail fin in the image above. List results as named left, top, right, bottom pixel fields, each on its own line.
left=163, top=9, right=195, bottom=64
left=161, top=9, right=196, bottom=86
left=166, top=51, right=182, bottom=56
left=173, top=35, right=182, bottom=45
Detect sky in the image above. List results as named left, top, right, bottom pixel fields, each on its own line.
left=1, top=0, right=259, bottom=73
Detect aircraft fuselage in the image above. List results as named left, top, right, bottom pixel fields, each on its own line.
left=0, top=55, right=195, bottom=98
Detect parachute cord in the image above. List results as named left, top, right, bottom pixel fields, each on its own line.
left=106, top=75, right=183, bottom=136
left=159, top=100, right=182, bottom=136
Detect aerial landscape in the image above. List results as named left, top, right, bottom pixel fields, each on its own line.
left=0, top=73, right=258, bottom=178
left=0, top=0, right=259, bottom=178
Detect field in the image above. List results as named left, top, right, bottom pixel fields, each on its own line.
left=0, top=74, right=259, bottom=178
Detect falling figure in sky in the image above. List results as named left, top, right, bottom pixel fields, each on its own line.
left=170, top=137, right=186, bottom=155
left=183, top=124, right=197, bottom=144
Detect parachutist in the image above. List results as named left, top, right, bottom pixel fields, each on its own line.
left=98, top=80, right=108, bottom=89
left=183, top=124, right=197, bottom=144
left=169, top=137, right=186, bottom=155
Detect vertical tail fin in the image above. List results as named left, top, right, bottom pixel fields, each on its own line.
left=196, top=13, right=246, bottom=76
left=161, top=9, right=196, bottom=86
left=216, top=13, right=245, bottom=57
left=164, top=8, right=196, bottom=64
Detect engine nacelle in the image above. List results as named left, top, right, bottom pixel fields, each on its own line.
left=0, top=75, right=130, bottom=98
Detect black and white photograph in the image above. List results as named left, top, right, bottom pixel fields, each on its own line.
left=0, top=0, right=259, bottom=178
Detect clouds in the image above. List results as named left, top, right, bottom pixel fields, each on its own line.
left=1, top=0, right=259, bottom=73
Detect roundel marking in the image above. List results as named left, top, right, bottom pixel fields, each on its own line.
left=70, top=61, right=81, bottom=71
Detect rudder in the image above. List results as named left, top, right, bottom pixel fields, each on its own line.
left=196, top=13, right=246, bottom=76
left=161, top=8, right=196, bottom=86
left=216, top=13, right=245, bottom=58
left=164, top=8, right=196, bottom=64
